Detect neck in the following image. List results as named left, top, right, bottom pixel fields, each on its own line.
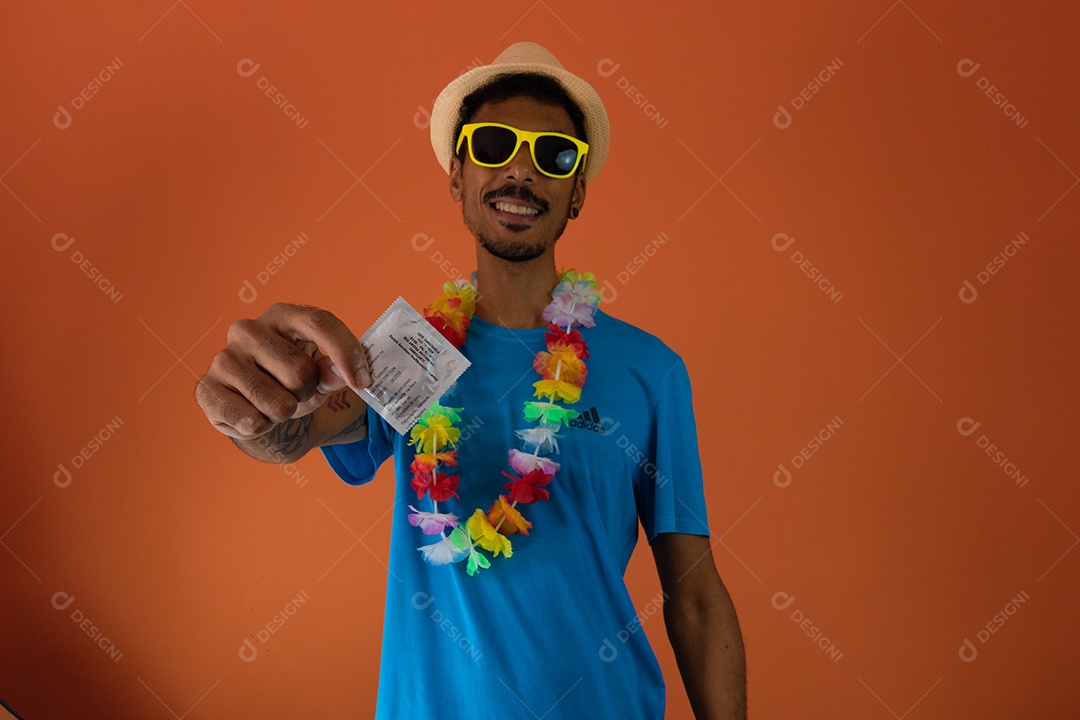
left=472, top=248, right=559, bottom=329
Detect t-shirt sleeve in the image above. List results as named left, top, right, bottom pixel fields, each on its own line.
left=637, top=357, right=711, bottom=543
left=320, top=404, right=394, bottom=486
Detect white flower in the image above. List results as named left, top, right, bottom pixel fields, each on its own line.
left=515, top=424, right=561, bottom=454
left=417, top=535, right=468, bottom=565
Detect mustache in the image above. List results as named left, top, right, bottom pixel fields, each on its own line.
left=483, top=185, right=549, bottom=213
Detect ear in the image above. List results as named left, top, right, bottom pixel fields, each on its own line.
left=569, top=173, right=587, bottom=219
left=449, top=155, right=463, bottom=202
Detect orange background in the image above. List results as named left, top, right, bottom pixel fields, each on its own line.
left=3, top=2, right=1078, bottom=718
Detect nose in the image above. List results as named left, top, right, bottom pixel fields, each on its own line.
left=502, top=140, right=537, bottom=181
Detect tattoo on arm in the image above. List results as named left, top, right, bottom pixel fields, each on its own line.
left=326, top=390, right=352, bottom=411
left=328, top=409, right=368, bottom=441
left=262, top=415, right=314, bottom=458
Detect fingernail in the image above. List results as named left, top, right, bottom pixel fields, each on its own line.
left=330, top=364, right=354, bottom=391
left=358, top=366, right=371, bottom=389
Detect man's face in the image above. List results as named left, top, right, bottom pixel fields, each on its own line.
left=449, top=95, right=587, bottom=263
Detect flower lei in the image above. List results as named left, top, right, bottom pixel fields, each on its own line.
left=405, top=269, right=602, bottom=575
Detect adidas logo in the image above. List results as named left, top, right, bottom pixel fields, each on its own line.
left=569, top=407, right=609, bottom=434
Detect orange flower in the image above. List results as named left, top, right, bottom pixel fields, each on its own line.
left=533, top=346, right=587, bottom=385
left=487, top=496, right=531, bottom=536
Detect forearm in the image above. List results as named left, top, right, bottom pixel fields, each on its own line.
left=665, top=589, right=747, bottom=720
left=230, top=415, right=315, bottom=464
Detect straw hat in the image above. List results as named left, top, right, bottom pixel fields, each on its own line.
left=429, top=41, right=610, bottom=184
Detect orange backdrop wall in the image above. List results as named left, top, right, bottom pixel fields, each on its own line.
left=3, top=2, right=1078, bottom=718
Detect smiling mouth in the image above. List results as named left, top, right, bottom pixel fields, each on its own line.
left=490, top=200, right=541, bottom=218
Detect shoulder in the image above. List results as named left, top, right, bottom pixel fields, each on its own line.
left=592, top=308, right=686, bottom=378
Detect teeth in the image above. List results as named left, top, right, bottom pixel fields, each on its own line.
left=494, top=201, right=539, bottom=216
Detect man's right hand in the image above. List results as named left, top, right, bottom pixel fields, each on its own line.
left=195, top=303, right=372, bottom=459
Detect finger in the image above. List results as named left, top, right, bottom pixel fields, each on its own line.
left=196, top=374, right=275, bottom=439
left=289, top=351, right=339, bottom=416
left=207, top=347, right=301, bottom=426
left=263, top=304, right=370, bottom=391
left=226, top=318, right=323, bottom=403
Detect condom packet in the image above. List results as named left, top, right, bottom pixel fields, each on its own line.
left=357, top=296, right=470, bottom=435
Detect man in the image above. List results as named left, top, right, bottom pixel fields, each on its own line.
left=196, top=42, right=746, bottom=719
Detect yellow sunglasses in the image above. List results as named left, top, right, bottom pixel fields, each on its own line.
left=456, top=122, right=589, bottom=179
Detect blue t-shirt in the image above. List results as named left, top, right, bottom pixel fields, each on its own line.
left=322, top=308, right=709, bottom=719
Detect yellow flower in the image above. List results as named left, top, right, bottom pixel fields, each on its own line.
left=408, top=414, right=460, bottom=455
left=427, top=288, right=476, bottom=333
left=467, top=509, right=513, bottom=558
left=533, top=379, right=582, bottom=404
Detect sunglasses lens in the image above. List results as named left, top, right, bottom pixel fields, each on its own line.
left=470, top=125, right=518, bottom=165
left=535, top=136, right=579, bottom=176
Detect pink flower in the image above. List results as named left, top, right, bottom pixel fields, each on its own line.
left=408, top=506, right=460, bottom=535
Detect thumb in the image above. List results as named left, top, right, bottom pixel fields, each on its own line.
left=316, top=353, right=350, bottom=394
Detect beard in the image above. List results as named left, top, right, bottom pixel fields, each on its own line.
left=464, top=185, right=572, bottom=263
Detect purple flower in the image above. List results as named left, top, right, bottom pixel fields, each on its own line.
left=508, top=449, right=560, bottom=476
left=543, top=287, right=597, bottom=328
left=408, top=505, right=460, bottom=535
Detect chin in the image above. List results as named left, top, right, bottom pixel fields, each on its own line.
left=477, top=231, right=548, bottom=262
